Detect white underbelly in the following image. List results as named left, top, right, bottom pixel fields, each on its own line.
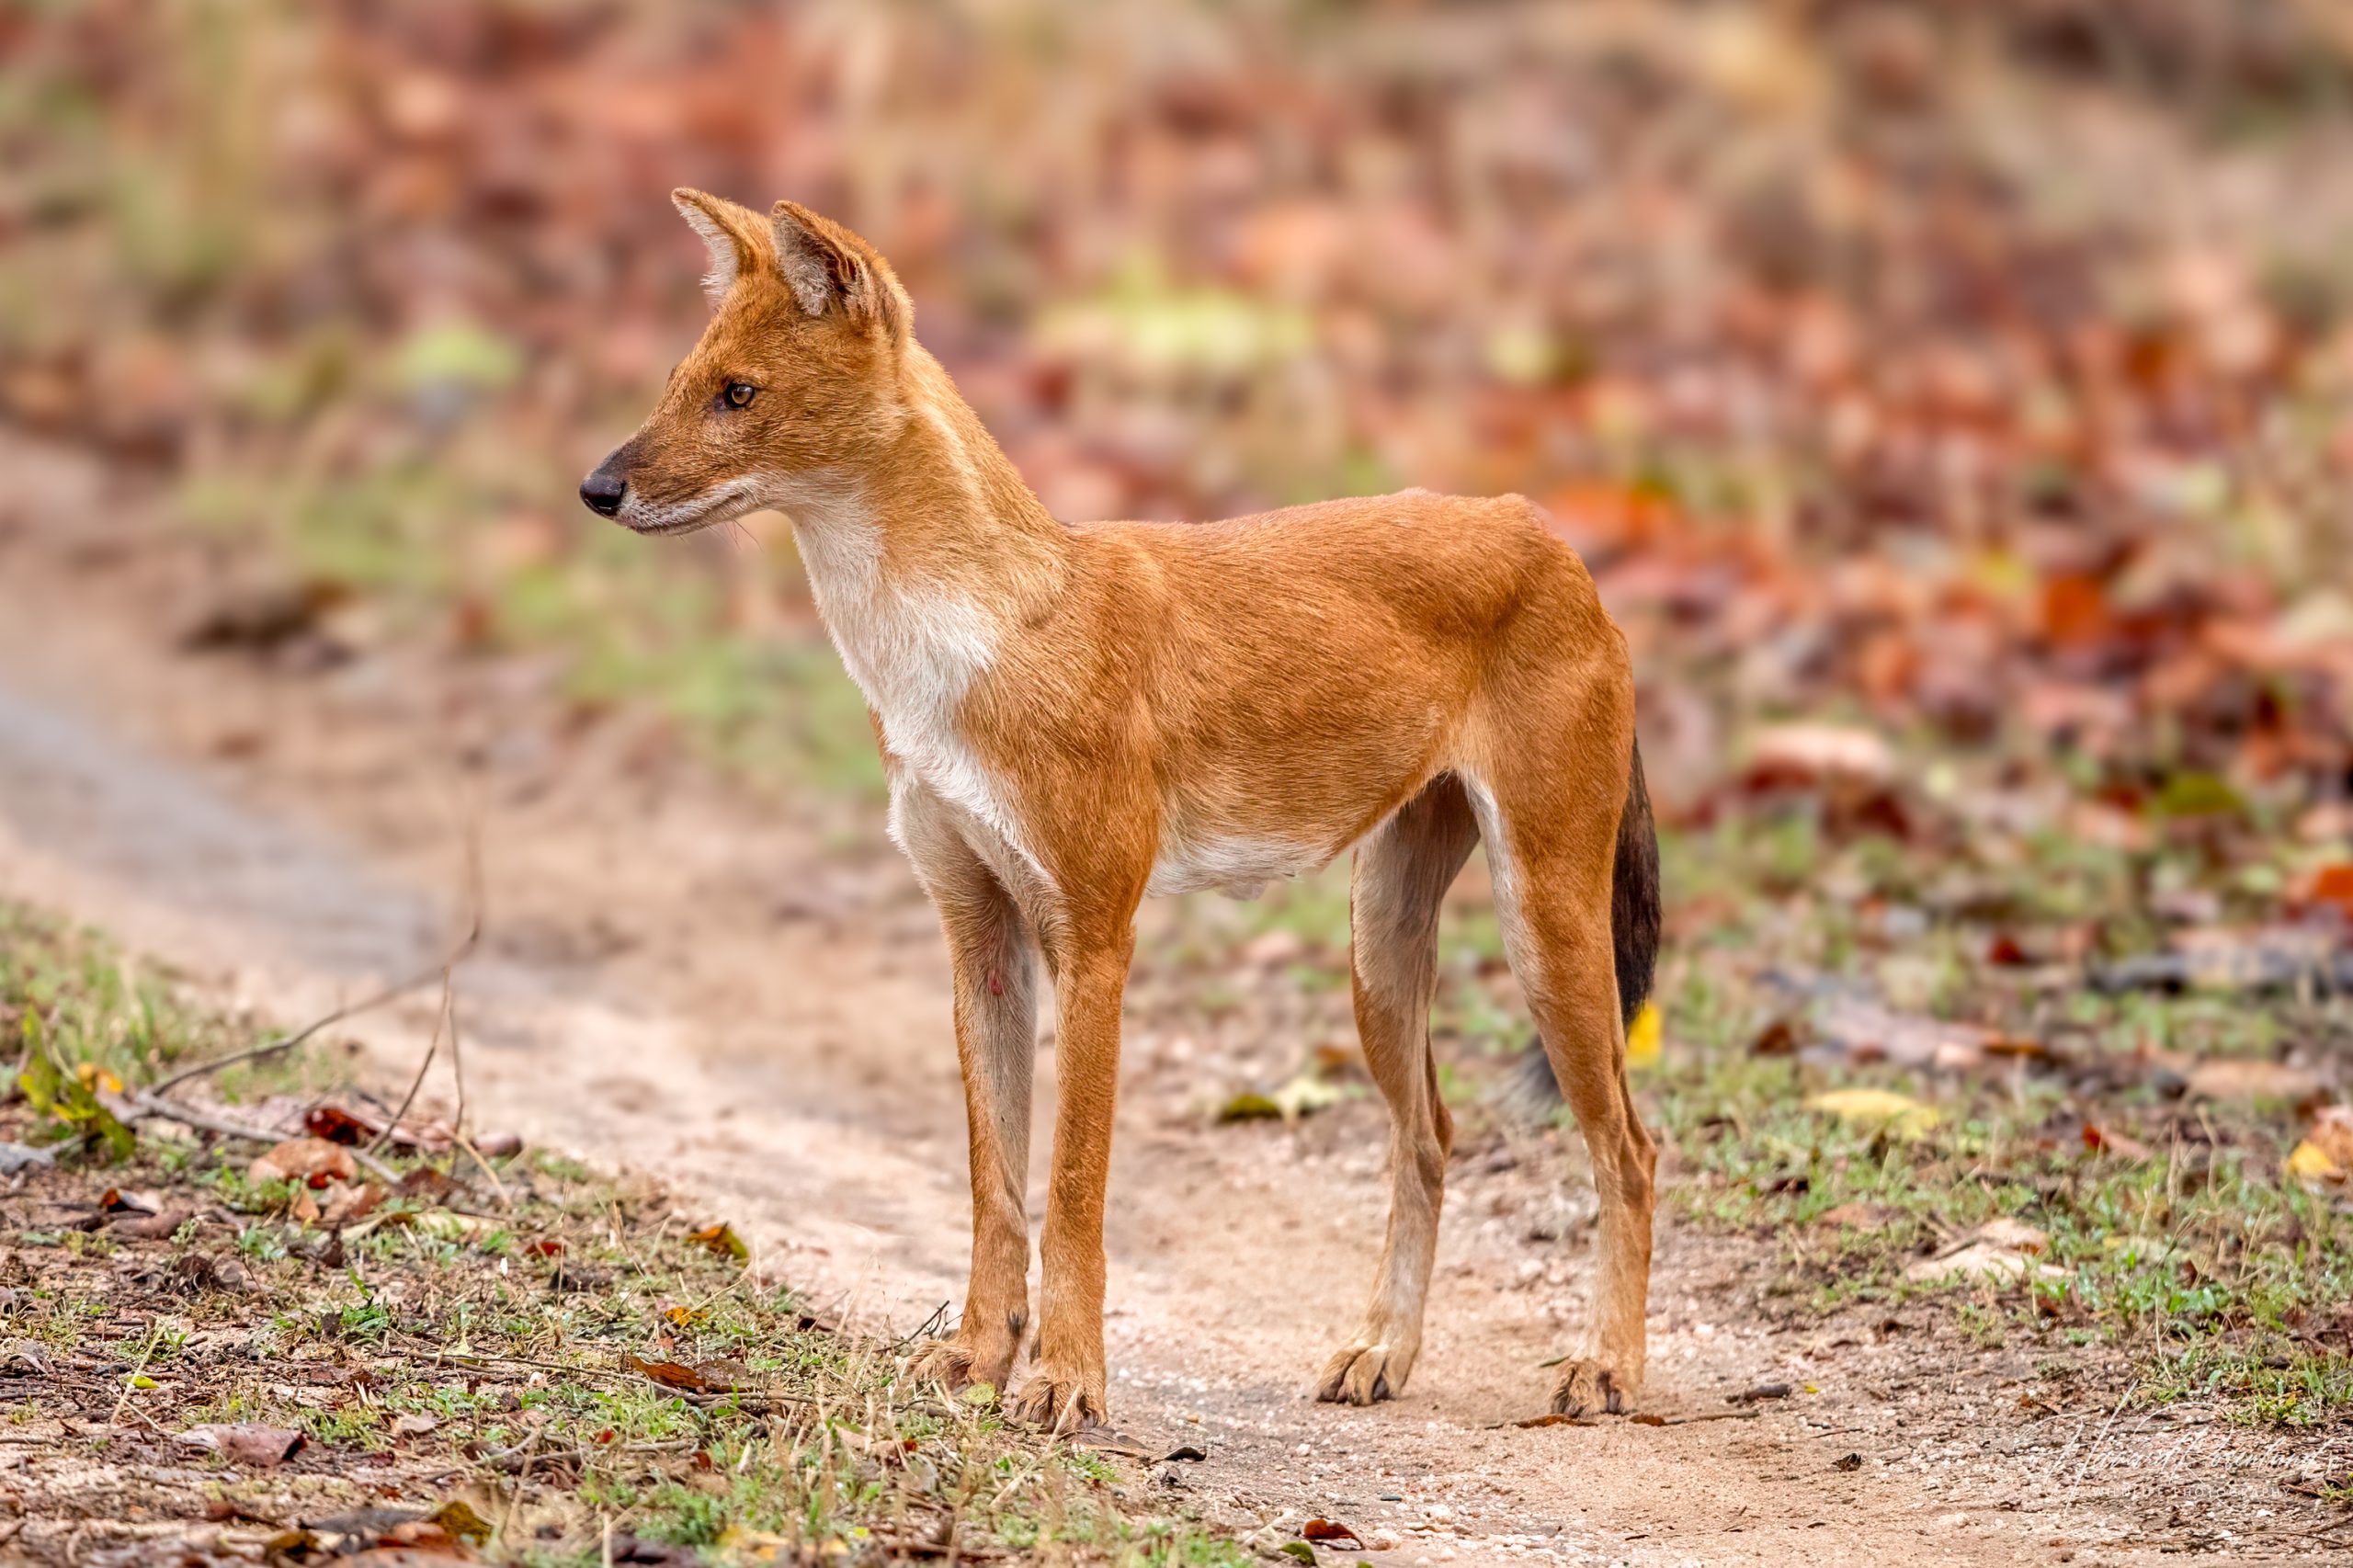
left=1146, top=833, right=1332, bottom=900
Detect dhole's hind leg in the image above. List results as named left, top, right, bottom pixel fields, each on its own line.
left=1316, top=778, right=1478, bottom=1405
left=1469, top=778, right=1656, bottom=1415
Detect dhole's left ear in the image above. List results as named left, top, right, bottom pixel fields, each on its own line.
left=672, top=188, right=774, bottom=304
left=771, top=201, right=912, bottom=347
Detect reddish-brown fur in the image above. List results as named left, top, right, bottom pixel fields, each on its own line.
left=583, top=191, right=1658, bottom=1428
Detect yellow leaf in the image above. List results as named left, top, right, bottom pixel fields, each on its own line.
left=1806, top=1088, right=1938, bottom=1139
left=75, top=1062, right=124, bottom=1095
left=688, top=1222, right=749, bottom=1261
left=2286, top=1139, right=2343, bottom=1186
left=1625, top=1002, right=1663, bottom=1067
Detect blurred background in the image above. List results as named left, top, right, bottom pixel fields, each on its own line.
left=15, top=0, right=2353, bottom=823
left=8, top=0, right=2353, bottom=1463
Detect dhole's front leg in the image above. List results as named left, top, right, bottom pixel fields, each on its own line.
left=1012, top=928, right=1135, bottom=1433
left=898, top=797, right=1039, bottom=1396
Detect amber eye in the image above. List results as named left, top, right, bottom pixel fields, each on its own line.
left=722, top=382, right=757, bottom=409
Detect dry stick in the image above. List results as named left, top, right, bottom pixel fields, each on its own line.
left=147, top=907, right=478, bottom=1097
left=364, top=967, right=453, bottom=1158
left=106, top=1324, right=162, bottom=1428
left=498, top=1420, right=547, bottom=1547
left=440, top=986, right=515, bottom=1210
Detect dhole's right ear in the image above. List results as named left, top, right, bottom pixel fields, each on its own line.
left=771, top=200, right=912, bottom=346
left=671, top=188, right=774, bottom=305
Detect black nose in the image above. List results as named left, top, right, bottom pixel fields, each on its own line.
left=578, top=461, right=627, bottom=517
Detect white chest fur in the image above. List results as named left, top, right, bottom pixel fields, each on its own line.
left=784, top=480, right=1043, bottom=878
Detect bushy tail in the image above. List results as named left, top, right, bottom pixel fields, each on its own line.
left=1609, top=737, right=1661, bottom=1033
left=1506, top=737, right=1659, bottom=1115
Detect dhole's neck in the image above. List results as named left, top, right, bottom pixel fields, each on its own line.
left=778, top=342, right=1061, bottom=788
left=777, top=342, right=1065, bottom=616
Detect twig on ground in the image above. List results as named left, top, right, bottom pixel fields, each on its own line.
left=146, top=937, right=473, bottom=1097
left=448, top=958, right=472, bottom=1140
left=106, top=1324, right=161, bottom=1428
left=455, top=1126, right=514, bottom=1210
left=498, top=1420, right=546, bottom=1547
left=365, top=967, right=452, bottom=1157
left=150, top=820, right=480, bottom=1096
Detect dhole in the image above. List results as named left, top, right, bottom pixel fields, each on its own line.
left=583, top=191, right=1661, bottom=1430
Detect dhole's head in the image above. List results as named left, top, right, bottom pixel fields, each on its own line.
left=579, top=190, right=912, bottom=533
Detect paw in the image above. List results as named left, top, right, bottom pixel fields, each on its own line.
left=904, top=1333, right=1016, bottom=1397
left=1314, top=1339, right=1413, bottom=1405
left=1009, top=1364, right=1107, bottom=1435
left=1550, top=1358, right=1631, bottom=1417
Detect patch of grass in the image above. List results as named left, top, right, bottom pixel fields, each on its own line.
left=1, top=903, right=1238, bottom=1562
left=1643, top=853, right=2353, bottom=1429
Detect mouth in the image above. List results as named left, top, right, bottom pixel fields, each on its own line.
left=613, top=478, right=765, bottom=538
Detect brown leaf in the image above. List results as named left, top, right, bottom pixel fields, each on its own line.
left=624, top=1353, right=713, bottom=1392
left=2309, top=1104, right=2353, bottom=1159
left=2184, top=1058, right=2322, bottom=1105
left=1815, top=1201, right=1902, bottom=1230
left=398, top=1166, right=455, bottom=1200
left=1302, top=1518, right=1364, bottom=1547
left=1744, top=722, right=1896, bottom=790
left=250, top=1137, right=358, bottom=1187
left=177, top=1422, right=306, bottom=1467
left=111, top=1207, right=192, bottom=1241
left=303, top=1105, right=373, bottom=1146
left=2081, top=1123, right=2153, bottom=1160
left=320, top=1182, right=386, bottom=1229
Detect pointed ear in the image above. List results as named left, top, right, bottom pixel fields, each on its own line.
left=671, top=188, right=773, bottom=303
left=771, top=201, right=912, bottom=345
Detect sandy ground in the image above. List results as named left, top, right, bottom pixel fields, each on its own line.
left=0, top=432, right=2336, bottom=1565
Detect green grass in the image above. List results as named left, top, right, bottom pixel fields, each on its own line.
left=1639, top=814, right=2353, bottom=1429
left=4, top=905, right=1242, bottom=1562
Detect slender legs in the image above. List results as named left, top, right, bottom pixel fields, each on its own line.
left=1317, top=778, right=1479, bottom=1403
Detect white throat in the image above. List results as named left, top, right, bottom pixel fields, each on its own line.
left=778, top=473, right=1039, bottom=870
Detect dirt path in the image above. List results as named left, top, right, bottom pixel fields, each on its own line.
left=0, top=435, right=2293, bottom=1565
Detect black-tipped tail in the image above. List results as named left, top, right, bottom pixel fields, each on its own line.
left=1610, top=737, right=1661, bottom=1033
left=1506, top=737, right=1660, bottom=1116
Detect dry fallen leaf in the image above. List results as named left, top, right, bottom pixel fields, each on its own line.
left=625, top=1353, right=716, bottom=1392
left=1972, top=1217, right=2049, bottom=1255
left=2184, top=1058, right=2322, bottom=1104
left=1806, top=1087, right=1939, bottom=1139
left=1302, top=1517, right=1365, bottom=1547
left=426, top=1498, right=493, bottom=1544
left=176, top=1422, right=306, bottom=1468
left=250, top=1137, right=357, bottom=1187
left=2286, top=1105, right=2353, bottom=1187
left=2081, top=1122, right=2153, bottom=1160
left=1906, top=1220, right=2060, bottom=1285
left=302, top=1105, right=373, bottom=1146
left=319, top=1182, right=385, bottom=1228
left=688, top=1222, right=749, bottom=1261
left=1814, top=1201, right=1902, bottom=1230
left=1905, top=1243, right=2057, bottom=1285
left=1745, top=722, right=1896, bottom=788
